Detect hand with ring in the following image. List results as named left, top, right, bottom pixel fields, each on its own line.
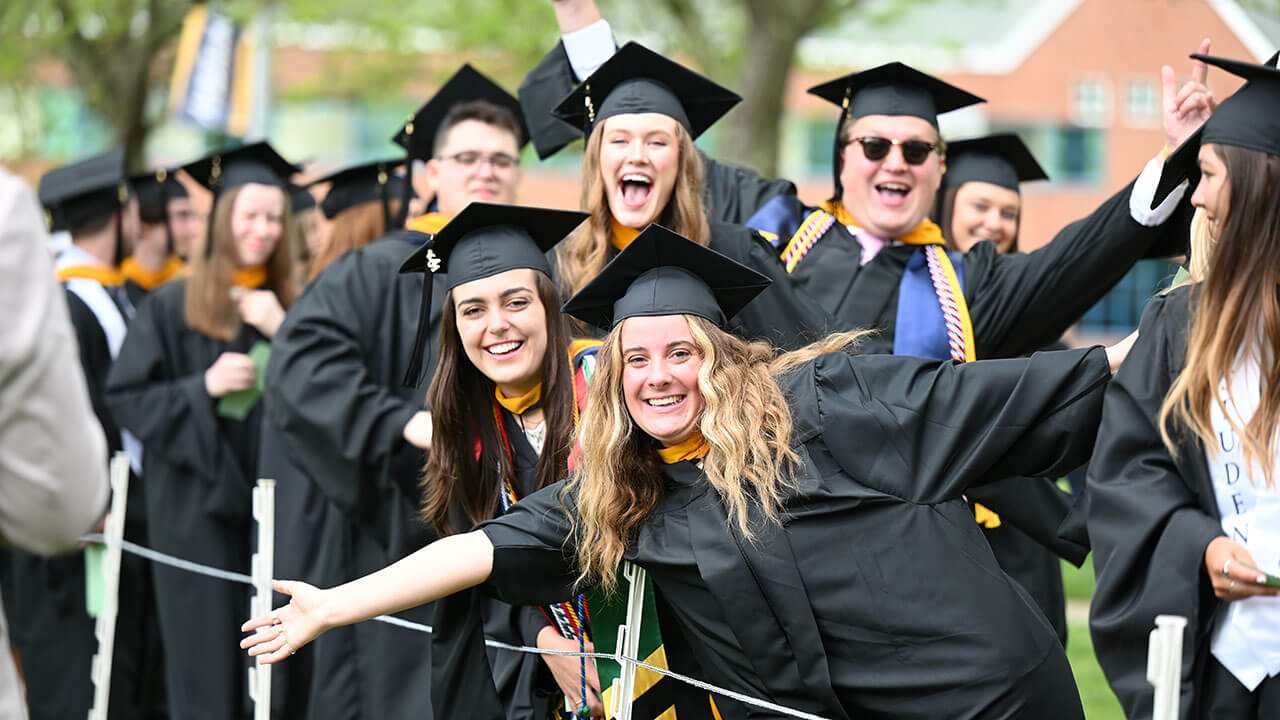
left=1204, top=536, right=1280, bottom=601
left=241, top=580, right=330, bottom=663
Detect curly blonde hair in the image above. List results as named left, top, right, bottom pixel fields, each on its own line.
left=567, top=315, right=870, bottom=594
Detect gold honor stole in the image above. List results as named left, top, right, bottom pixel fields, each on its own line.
left=120, top=256, right=186, bottom=291
left=779, top=201, right=999, bottom=527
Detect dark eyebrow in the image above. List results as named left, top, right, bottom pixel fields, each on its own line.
left=457, top=286, right=533, bottom=306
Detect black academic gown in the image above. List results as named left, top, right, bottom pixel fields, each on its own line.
left=772, top=184, right=1186, bottom=359
left=430, top=410, right=563, bottom=720
left=1088, top=285, right=1230, bottom=719
left=105, top=280, right=266, bottom=720
left=0, top=291, right=165, bottom=720
left=518, top=41, right=796, bottom=225
left=260, top=229, right=442, bottom=720
left=469, top=347, right=1112, bottom=719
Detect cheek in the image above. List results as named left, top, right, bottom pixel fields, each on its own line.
left=621, top=368, right=646, bottom=411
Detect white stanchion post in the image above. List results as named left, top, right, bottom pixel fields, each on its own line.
left=88, top=453, right=131, bottom=720
left=608, top=562, right=646, bottom=720
left=249, top=479, right=277, bottom=720
left=1148, top=613, right=1188, bottom=720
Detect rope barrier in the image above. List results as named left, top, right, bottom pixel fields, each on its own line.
left=83, top=526, right=832, bottom=720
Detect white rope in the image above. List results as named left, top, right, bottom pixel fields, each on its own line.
left=80, top=535, right=831, bottom=720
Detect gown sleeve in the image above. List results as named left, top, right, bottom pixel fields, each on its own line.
left=965, top=178, right=1189, bottom=359
left=477, top=481, right=581, bottom=607
left=263, top=250, right=421, bottom=513
left=104, top=288, right=223, bottom=471
left=809, top=346, right=1111, bottom=503
left=1086, top=288, right=1223, bottom=720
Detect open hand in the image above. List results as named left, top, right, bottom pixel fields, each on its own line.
left=240, top=580, right=331, bottom=664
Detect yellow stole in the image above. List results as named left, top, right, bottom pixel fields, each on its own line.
left=494, top=383, right=541, bottom=416
left=657, top=432, right=710, bottom=464
left=406, top=212, right=450, bottom=235
left=56, top=264, right=125, bottom=287
left=231, top=265, right=268, bottom=289
left=120, top=256, right=185, bottom=291
left=610, top=218, right=640, bottom=251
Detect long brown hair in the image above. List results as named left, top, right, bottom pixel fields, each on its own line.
left=1161, top=143, right=1280, bottom=489
left=308, top=199, right=402, bottom=282
left=557, top=121, right=712, bottom=297
left=421, top=271, right=577, bottom=535
left=568, top=314, right=872, bottom=595
left=185, top=185, right=300, bottom=341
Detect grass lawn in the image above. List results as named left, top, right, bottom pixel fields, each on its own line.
left=1062, top=556, right=1126, bottom=719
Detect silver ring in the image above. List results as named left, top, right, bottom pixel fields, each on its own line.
left=1223, top=558, right=1232, bottom=578
left=1229, top=579, right=1237, bottom=590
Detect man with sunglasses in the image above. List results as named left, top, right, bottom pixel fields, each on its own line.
left=748, top=60, right=1203, bottom=361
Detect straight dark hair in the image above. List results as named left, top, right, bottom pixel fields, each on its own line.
left=421, top=271, right=576, bottom=535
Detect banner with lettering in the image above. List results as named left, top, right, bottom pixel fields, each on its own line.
left=168, top=6, right=262, bottom=137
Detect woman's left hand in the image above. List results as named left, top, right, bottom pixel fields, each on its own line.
left=1204, top=536, right=1280, bottom=601
left=236, top=289, right=287, bottom=339
left=537, top=626, right=604, bottom=717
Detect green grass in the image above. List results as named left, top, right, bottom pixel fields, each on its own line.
left=1062, top=557, right=1125, bottom=719
left=1067, top=618, right=1124, bottom=720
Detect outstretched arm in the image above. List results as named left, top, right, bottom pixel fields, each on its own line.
left=241, top=531, right=494, bottom=663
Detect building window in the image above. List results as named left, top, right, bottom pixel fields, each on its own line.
left=1125, top=78, right=1159, bottom=127
left=1077, top=259, right=1181, bottom=335
left=1072, top=78, right=1111, bottom=127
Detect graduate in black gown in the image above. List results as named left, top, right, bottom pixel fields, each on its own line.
left=2, top=149, right=166, bottom=720
left=1089, top=53, right=1280, bottom=720
left=747, top=61, right=1196, bottom=360
left=548, top=42, right=837, bottom=350
left=400, top=203, right=604, bottom=719
left=257, top=65, right=528, bottom=720
left=106, top=142, right=302, bottom=720
left=305, top=158, right=410, bottom=282
left=518, top=0, right=794, bottom=226
left=121, top=169, right=187, bottom=306
left=245, top=225, right=1137, bottom=719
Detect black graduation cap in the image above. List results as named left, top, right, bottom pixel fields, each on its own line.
left=288, top=183, right=316, bottom=213
left=38, top=148, right=129, bottom=233
left=1152, top=53, right=1280, bottom=208
left=562, top=224, right=771, bottom=331
left=388, top=64, right=527, bottom=229
left=181, top=141, right=300, bottom=194
left=397, top=202, right=589, bottom=386
left=311, top=159, right=410, bottom=222
left=553, top=42, right=740, bottom=141
left=808, top=62, right=984, bottom=199
left=129, top=168, right=187, bottom=224
left=941, top=133, right=1049, bottom=191
left=392, top=64, right=528, bottom=160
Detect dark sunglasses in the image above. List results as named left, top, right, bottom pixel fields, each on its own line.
left=847, top=136, right=940, bottom=165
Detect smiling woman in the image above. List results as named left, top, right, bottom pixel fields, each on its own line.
left=105, top=141, right=301, bottom=720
